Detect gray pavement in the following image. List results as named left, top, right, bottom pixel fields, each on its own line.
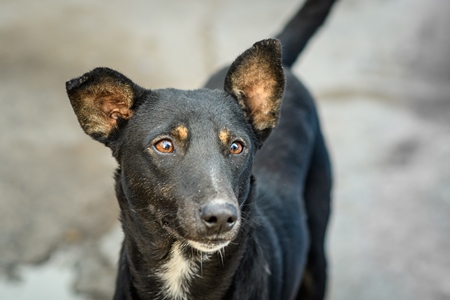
left=0, top=0, right=449, bottom=299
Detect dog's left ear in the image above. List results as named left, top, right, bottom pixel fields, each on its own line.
left=224, top=39, right=285, bottom=143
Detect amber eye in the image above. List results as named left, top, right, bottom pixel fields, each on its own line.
left=229, top=141, right=244, bottom=155
left=154, top=139, right=174, bottom=153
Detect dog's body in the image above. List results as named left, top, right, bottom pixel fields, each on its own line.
left=66, top=1, right=335, bottom=299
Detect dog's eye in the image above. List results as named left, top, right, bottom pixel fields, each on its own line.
left=154, top=139, right=174, bottom=153
left=229, top=141, right=244, bottom=155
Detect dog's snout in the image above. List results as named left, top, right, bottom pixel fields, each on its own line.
left=201, top=202, right=238, bottom=233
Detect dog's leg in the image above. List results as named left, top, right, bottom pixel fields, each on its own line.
left=296, top=124, right=332, bottom=300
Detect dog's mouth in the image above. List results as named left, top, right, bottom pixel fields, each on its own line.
left=187, top=239, right=230, bottom=253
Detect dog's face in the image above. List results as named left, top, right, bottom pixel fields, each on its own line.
left=66, top=39, right=285, bottom=252
left=117, top=89, right=257, bottom=252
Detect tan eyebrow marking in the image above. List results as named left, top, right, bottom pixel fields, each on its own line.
left=172, top=125, right=189, bottom=142
left=219, top=129, right=231, bottom=145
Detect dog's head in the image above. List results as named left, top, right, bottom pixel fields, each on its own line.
left=66, top=39, right=284, bottom=253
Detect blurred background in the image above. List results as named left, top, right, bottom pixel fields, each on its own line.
left=0, top=0, right=449, bottom=299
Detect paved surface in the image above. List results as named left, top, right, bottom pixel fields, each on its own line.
left=0, top=0, right=449, bottom=299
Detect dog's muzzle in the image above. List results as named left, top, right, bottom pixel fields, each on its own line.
left=200, top=201, right=238, bottom=234
left=186, top=200, right=240, bottom=252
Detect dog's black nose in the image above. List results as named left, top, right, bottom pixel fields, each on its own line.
left=201, top=202, right=238, bottom=233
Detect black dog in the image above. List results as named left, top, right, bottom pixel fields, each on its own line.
left=66, top=1, right=334, bottom=299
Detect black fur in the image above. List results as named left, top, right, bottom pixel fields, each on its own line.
left=66, top=1, right=335, bottom=299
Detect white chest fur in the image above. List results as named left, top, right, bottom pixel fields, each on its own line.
left=156, top=242, right=197, bottom=300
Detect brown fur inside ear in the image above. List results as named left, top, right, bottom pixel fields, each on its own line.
left=67, top=68, right=135, bottom=140
left=225, top=39, right=285, bottom=132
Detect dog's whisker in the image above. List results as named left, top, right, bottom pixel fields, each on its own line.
left=221, top=247, right=226, bottom=266
left=199, top=252, right=204, bottom=277
left=216, top=248, right=225, bottom=267
left=120, top=207, right=152, bottom=213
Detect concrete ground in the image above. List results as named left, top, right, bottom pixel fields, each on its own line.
left=0, top=0, right=449, bottom=299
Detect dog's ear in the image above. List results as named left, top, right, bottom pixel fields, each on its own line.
left=66, top=67, right=144, bottom=145
left=224, top=39, right=285, bottom=143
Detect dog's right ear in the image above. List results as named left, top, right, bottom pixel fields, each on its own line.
left=66, top=67, right=144, bottom=145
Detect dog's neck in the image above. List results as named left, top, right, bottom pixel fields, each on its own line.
left=118, top=207, right=250, bottom=300
left=114, top=173, right=256, bottom=300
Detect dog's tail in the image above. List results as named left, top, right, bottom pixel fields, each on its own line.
left=275, top=0, right=337, bottom=68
